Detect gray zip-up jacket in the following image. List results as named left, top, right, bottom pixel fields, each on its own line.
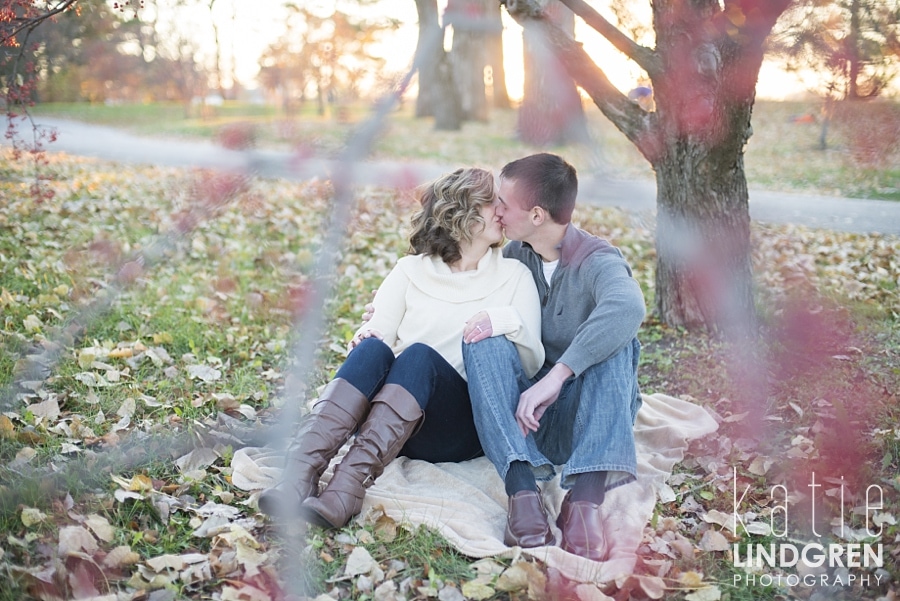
left=503, top=224, right=646, bottom=377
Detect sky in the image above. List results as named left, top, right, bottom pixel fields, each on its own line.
left=166, top=0, right=810, bottom=101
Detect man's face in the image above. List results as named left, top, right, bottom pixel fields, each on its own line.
left=496, top=177, right=535, bottom=242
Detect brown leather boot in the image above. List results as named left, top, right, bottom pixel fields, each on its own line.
left=258, top=378, right=369, bottom=518
left=299, top=384, right=423, bottom=529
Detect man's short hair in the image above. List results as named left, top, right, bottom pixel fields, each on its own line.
left=500, top=153, right=577, bottom=224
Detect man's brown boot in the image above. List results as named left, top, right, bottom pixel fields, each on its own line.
left=258, top=378, right=369, bottom=518
left=300, top=384, right=423, bottom=529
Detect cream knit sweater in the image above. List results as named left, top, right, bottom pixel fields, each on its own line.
left=355, top=247, right=544, bottom=380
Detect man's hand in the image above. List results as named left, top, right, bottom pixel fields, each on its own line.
left=463, top=311, right=493, bottom=344
left=348, top=328, right=383, bottom=352
left=515, top=363, right=574, bottom=436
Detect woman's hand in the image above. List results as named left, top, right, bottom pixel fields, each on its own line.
left=348, top=328, right=384, bottom=352
left=463, top=311, right=493, bottom=344
left=361, top=290, right=376, bottom=323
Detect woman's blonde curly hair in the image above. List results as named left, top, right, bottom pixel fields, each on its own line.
left=408, top=167, right=499, bottom=265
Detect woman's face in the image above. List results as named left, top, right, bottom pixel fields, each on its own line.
left=473, top=199, right=504, bottom=246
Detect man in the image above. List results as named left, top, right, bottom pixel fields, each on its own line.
left=461, top=153, right=645, bottom=561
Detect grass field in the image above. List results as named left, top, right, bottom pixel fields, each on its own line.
left=1, top=98, right=899, bottom=600
left=30, top=98, right=900, bottom=200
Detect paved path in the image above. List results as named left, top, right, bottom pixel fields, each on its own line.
left=6, top=117, right=900, bottom=236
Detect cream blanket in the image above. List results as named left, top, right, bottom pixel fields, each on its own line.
left=232, top=393, right=718, bottom=583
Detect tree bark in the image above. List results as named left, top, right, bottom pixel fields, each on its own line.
left=517, top=0, right=587, bottom=146
left=414, top=0, right=443, bottom=118
left=486, top=0, right=510, bottom=109
left=447, top=0, right=490, bottom=122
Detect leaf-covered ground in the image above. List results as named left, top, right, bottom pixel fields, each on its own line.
left=1, top=149, right=898, bottom=601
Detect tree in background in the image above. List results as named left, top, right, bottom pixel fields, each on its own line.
left=413, top=0, right=507, bottom=130
left=769, top=0, right=899, bottom=150
left=257, top=5, right=397, bottom=118
left=772, top=0, right=899, bottom=101
left=502, top=0, right=791, bottom=332
left=517, top=0, right=587, bottom=146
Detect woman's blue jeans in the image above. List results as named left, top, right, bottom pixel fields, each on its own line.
left=335, top=337, right=483, bottom=463
left=461, top=336, right=642, bottom=490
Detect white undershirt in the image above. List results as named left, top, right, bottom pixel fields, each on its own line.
left=542, top=259, right=559, bottom=286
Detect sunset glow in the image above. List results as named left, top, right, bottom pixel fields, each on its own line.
left=181, top=0, right=809, bottom=101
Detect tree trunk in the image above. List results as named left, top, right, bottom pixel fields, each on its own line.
left=486, top=1, right=510, bottom=109
left=654, top=148, right=755, bottom=331
left=433, top=51, right=463, bottom=130
left=447, top=0, right=490, bottom=122
left=414, top=0, right=443, bottom=118
left=518, top=1, right=587, bottom=146
left=847, top=0, right=861, bottom=99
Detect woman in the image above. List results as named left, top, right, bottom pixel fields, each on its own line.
left=259, top=167, right=544, bottom=529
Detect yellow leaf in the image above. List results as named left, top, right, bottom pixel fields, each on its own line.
left=78, top=351, right=96, bottom=369
left=462, top=577, right=495, bottom=600
left=21, top=507, right=47, bottom=527
left=0, top=415, right=14, bottom=438
left=23, top=314, right=43, bottom=333
left=130, top=474, right=154, bottom=492
left=108, top=347, right=134, bottom=359
left=153, top=332, right=174, bottom=344
left=678, top=571, right=705, bottom=589
left=104, top=545, right=140, bottom=568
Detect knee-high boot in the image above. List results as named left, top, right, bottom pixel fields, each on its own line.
left=258, top=378, right=369, bottom=518
left=300, top=384, right=424, bottom=529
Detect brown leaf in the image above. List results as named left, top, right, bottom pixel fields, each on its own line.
left=58, top=525, right=99, bottom=556
left=103, top=545, right=140, bottom=569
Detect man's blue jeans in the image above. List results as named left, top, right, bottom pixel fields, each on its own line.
left=335, top=337, right=483, bottom=463
left=462, top=336, right=642, bottom=490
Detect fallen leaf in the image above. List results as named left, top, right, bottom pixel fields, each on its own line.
left=23, top=314, right=43, bottom=332
left=175, top=447, right=219, bottom=473
left=59, top=525, right=99, bottom=556
left=699, top=529, right=731, bottom=552
left=344, top=546, right=383, bottom=580
left=461, top=576, right=495, bottom=600
left=85, top=514, right=115, bottom=543
left=747, top=455, right=773, bottom=476
left=0, top=415, right=14, bottom=438
left=685, top=585, right=722, bottom=601
left=496, top=563, right=531, bottom=592
left=103, top=545, right=141, bottom=568
left=116, top=397, right=136, bottom=419
left=27, top=397, right=60, bottom=421
left=187, top=364, right=222, bottom=383
left=678, top=571, right=705, bottom=589
left=20, top=507, right=47, bottom=527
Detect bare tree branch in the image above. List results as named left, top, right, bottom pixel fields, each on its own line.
left=1, top=0, right=79, bottom=47
left=513, top=15, right=659, bottom=162
left=503, top=1, right=662, bottom=162
left=556, top=0, right=662, bottom=75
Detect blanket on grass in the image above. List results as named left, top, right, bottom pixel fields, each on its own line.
left=232, top=393, right=718, bottom=584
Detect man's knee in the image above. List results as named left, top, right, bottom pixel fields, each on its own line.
left=461, top=335, right=517, bottom=362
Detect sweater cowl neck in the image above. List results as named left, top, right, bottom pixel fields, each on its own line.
left=400, top=247, right=517, bottom=302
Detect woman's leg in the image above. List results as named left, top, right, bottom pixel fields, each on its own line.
left=259, top=338, right=394, bottom=517
left=301, top=343, right=479, bottom=528
left=390, top=344, right=483, bottom=463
